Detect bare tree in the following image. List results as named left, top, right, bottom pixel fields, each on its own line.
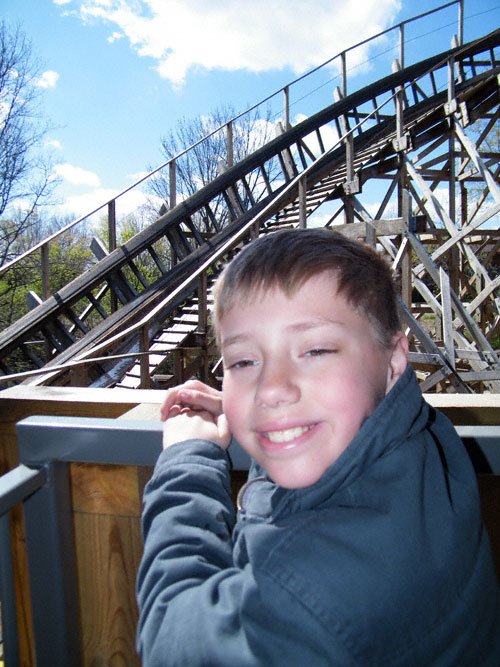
left=0, top=21, right=55, bottom=264
left=149, top=104, right=279, bottom=230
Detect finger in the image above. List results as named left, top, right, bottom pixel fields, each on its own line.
left=180, top=406, right=198, bottom=415
left=180, top=390, right=222, bottom=412
left=180, top=407, right=215, bottom=421
left=161, top=389, right=222, bottom=421
left=166, top=404, right=182, bottom=418
left=160, top=390, right=177, bottom=421
left=160, top=382, right=222, bottom=421
left=160, top=388, right=189, bottom=421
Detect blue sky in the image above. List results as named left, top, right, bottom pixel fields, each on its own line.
left=3, top=0, right=500, bottom=223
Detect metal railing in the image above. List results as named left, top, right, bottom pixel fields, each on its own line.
left=0, top=415, right=250, bottom=665
left=0, top=465, right=46, bottom=666
left=0, top=414, right=498, bottom=664
left=0, top=1, right=468, bottom=307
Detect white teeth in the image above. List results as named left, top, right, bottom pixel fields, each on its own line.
left=264, top=425, right=313, bottom=443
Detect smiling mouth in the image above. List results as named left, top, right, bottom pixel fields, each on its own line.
left=263, top=424, right=316, bottom=443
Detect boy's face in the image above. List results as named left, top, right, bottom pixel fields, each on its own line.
left=220, top=271, right=407, bottom=489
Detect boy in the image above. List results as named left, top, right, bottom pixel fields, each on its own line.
left=136, top=228, right=500, bottom=666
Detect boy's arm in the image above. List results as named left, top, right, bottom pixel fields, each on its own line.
left=136, top=439, right=340, bottom=667
left=136, top=440, right=236, bottom=659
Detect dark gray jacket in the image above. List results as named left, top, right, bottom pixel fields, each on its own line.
left=136, top=365, right=500, bottom=665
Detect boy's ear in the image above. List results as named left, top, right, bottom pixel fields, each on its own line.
left=386, top=332, right=409, bottom=394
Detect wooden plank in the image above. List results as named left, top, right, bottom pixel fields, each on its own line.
left=0, top=385, right=164, bottom=406
left=73, top=513, right=142, bottom=666
left=426, top=393, right=500, bottom=425
left=331, top=217, right=407, bottom=239
left=440, top=267, right=455, bottom=370
left=70, top=463, right=142, bottom=517
left=117, top=374, right=140, bottom=388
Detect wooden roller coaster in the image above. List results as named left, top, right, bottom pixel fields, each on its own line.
left=1, top=6, right=500, bottom=396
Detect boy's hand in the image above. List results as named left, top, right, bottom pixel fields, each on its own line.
left=163, top=407, right=231, bottom=450
left=160, top=379, right=222, bottom=421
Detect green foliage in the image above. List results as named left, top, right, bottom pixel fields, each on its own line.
left=47, top=229, right=93, bottom=294
left=0, top=212, right=94, bottom=330
left=93, top=212, right=172, bottom=292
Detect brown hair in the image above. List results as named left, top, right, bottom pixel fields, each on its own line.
left=213, top=228, right=401, bottom=348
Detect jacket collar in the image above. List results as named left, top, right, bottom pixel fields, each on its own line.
left=238, top=364, right=428, bottom=519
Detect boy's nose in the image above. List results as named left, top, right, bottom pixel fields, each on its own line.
left=255, top=360, right=300, bottom=408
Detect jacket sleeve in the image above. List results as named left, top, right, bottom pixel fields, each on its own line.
left=136, top=439, right=343, bottom=667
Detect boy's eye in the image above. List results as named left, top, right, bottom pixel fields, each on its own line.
left=229, top=359, right=257, bottom=369
left=305, top=348, right=336, bottom=357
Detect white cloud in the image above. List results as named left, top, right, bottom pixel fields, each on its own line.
left=51, top=161, right=163, bottom=220
left=70, top=0, right=401, bottom=86
left=53, top=0, right=72, bottom=4
left=56, top=187, right=154, bottom=219
left=46, top=139, right=63, bottom=150
left=294, top=113, right=340, bottom=155
left=54, top=163, right=101, bottom=187
left=108, top=31, right=124, bottom=43
left=35, top=70, right=59, bottom=88
left=127, top=170, right=150, bottom=183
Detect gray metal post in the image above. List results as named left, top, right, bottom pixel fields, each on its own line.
left=107, top=200, right=117, bottom=253
left=140, top=323, right=151, bottom=389
left=23, top=461, right=82, bottom=667
left=41, top=243, right=50, bottom=301
left=399, top=22, right=405, bottom=69
left=284, top=86, right=290, bottom=129
left=458, top=0, right=464, bottom=46
left=299, top=174, right=307, bottom=228
left=108, top=200, right=118, bottom=313
left=226, top=121, right=234, bottom=167
left=0, top=513, right=19, bottom=666
left=0, top=461, right=47, bottom=665
left=169, top=159, right=177, bottom=209
left=341, top=51, right=347, bottom=96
